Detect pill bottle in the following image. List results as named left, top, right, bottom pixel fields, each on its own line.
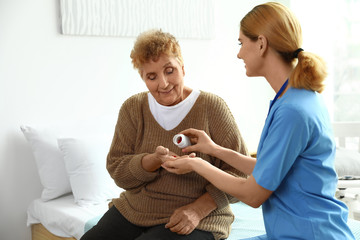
left=173, top=134, right=191, bottom=148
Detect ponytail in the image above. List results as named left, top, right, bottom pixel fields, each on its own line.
left=290, top=51, right=327, bottom=93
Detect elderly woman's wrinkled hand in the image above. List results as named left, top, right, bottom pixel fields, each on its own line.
left=165, top=202, right=202, bottom=235
left=154, top=146, right=179, bottom=164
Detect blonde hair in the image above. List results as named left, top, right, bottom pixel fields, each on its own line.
left=240, top=2, right=327, bottom=93
left=130, top=29, right=184, bottom=73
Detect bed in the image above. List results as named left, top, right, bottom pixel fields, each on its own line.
left=26, top=194, right=268, bottom=240
left=26, top=195, right=360, bottom=240
left=27, top=194, right=109, bottom=240
left=22, top=121, right=360, bottom=240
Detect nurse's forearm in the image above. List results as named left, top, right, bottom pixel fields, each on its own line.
left=191, top=159, right=271, bottom=208
left=192, top=160, right=247, bottom=200
left=211, top=144, right=256, bottom=175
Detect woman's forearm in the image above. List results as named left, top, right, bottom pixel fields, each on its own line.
left=211, top=144, right=256, bottom=175
left=190, top=192, right=217, bottom=218
left=191, top=159, right=271, bottom=208
left=192, top=160, right=248, bottom=201
left=142, top=153, right=162, bottom=172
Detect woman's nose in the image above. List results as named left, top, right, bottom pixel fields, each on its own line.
left=237, top=50, right=241, bottom=59
left=158, top=75, right=169, bottom=88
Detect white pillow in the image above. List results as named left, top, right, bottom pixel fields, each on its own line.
left=335, top=147, right=360, bottom=177
left=20, top=126, right=72, bottom=201
left=57, top=137, right=123, bottom=206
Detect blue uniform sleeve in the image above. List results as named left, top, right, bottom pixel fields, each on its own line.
left=253, top=106, right=310, bottom=191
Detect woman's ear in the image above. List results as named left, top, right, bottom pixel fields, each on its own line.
left=257, top=35, right=268, bottom=56
left=182, top=65, right=185, bottom=76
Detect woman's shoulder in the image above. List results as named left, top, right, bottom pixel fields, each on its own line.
left=282, top=88, right=323, bottom=112
left=122, top=91, right=148, bottom=107
left=198, top=90, right=227, bottom=105
left=118, top=92, right=149, bottom=122
left=276, top=88, right=328, bottom=125
left=196, top=91, right=233, bottom=117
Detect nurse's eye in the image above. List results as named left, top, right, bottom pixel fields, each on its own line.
left=147, top=73, right=156, bottom=80
left=238, top=42, right=243, bottom=47
left=165, top=67, right=174, bottom=75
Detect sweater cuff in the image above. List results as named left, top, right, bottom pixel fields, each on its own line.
left=129, top=153, right=159, bottom=182
left=205, top=183, right=229, bottom=210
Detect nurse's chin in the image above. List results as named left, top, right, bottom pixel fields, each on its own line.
left=244, top=70, right=259, bottom=78
left=245, top=71, right=253, bottom=77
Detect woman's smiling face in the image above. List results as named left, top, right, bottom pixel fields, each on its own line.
left=237, top=30, right=262, bottom=77
left=141, top=54, right=185, bottom=106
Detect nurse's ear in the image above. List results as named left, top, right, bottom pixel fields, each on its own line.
left=257, top=35, right=268, bottom=57
left=182, top=65, right=185, bottom=76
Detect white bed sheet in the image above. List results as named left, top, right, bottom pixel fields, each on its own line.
left=27, top=193, right=109, bottom=239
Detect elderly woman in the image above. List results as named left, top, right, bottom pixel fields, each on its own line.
left=80, top=29, right=248, bottom=240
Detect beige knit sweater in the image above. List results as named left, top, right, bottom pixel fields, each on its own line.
left=107, top=91, right=248, bottom=240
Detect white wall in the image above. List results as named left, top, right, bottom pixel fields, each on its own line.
left=0, top=0, right=272, bottom=239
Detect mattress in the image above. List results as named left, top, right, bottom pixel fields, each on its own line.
left=27, top=194, right=110, bottom=239
left=28, top=194, right=360, bottom=239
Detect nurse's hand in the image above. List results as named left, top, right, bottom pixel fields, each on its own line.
left=162, top=154, right=200, bottom=175
left=180, top=128, right=218, bottom=156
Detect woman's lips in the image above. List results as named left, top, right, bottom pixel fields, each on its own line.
left=159, top=88, right=173, bottom=94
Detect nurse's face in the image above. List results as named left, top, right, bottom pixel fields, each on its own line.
left=141, top=54, right=185, bottom=106
left=237, top=30, right=263, bottom=77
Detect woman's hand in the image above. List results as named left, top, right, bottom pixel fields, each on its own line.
left=154, top=146, right=178, bottom=163
left=165, top=192, right=217, bottom=235
left=162, top=154, right=204, bottom=175
left=165, top=203, right=202, bottom=235
left=180, top=128, right=218, bottom=155
left=142, top=146, right=177, bottom=172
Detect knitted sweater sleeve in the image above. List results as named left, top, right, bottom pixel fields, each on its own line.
left=203, top=93, right=249, bottom=209
left=106, top=94, right=159, bottom=190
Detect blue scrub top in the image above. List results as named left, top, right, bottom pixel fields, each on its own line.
left=252, top=87, right=355, bottom=239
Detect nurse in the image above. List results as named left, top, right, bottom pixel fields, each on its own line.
left=162, top=2, right=355, bottom=239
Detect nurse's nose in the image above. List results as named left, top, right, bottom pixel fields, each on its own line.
left=237, top=50, right=242, bottom=59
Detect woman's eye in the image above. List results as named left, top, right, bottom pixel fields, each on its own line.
left=148, top=74, right=156, bottom=80
left=238, top=42, right=243, bottom=46
left=165, top=67, right=174, bottom=74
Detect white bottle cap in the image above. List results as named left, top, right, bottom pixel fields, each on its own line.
left=173, top=134, right=191, bottom=148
